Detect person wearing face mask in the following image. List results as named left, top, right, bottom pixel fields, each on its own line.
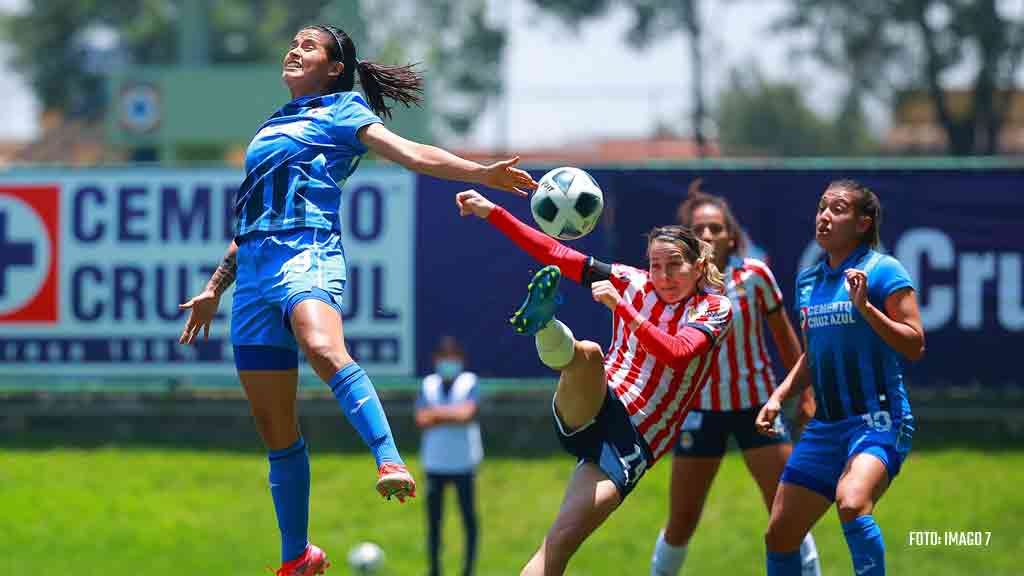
left=177, top=22, right=535, bottom=576
left=415, top=336, right=482, bottom=576
left=757, top=180, right=925, bottom=576
left=455, top=188, right=733, bottom=576
left=649, top=184, right=821, bottom=576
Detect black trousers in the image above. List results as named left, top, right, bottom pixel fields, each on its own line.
left=425, top=471, right=478, bottom=576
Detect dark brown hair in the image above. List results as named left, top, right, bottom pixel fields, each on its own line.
left=432, top=335, right=465, bottom=360
left=826, top=179, right=882, bottom=248
left=305, top=24, right=424, bottom=119
left=676, top=178, right=747, bottom=257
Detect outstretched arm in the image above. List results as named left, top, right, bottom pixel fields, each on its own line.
left=456, top=189, right=598, bottom=284
left=359, top=123, right=536, bottom=196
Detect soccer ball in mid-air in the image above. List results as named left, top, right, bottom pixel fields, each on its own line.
left=530, top=166, right=604, bottom=240
left=346, top=541, right=384, bottom=574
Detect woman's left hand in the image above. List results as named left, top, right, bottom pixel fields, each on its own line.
left=591, top=280, right=621, bottom=311
left=845, top=268, right=869, bottom=313
left=480, top=156, right=537, bottom=197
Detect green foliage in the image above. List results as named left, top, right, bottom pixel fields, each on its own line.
left=361, top=0, right=505, bottom=138
left=2, top=448, right=1022, bottom=574
left=778, top=0, right=1024, bottom=155
left=1, top=0, right=502, bottom=135
left=530, top=0, right=697, bottom=49
left=716, top=67, right=877, bottom=156
left=1, top=0, right=176, bottom=117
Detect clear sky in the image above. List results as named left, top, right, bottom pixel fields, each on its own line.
left=0, top=0, right=849, bottom=147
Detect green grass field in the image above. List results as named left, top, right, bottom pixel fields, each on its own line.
left=1, top=447, right=1021, bottom=575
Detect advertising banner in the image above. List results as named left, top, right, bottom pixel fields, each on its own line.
left=0, top=167, right=416, bottom=379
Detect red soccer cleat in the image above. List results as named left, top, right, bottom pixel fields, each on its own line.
left=375, top=462, right=416, bottom=503
left=276, top=543, right=329, bottom=576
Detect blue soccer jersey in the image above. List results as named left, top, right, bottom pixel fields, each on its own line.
left=795, top=245, right=915, bottom=423
left=234, top=92, right=382, bottom=238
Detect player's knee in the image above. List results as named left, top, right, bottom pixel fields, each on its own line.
left=836, top=490, right=872, bottom=520
left=298, top=332, right=349, bottom=371
left=764, top=514, right=800, bottom=552
left=249, top=408, right=296, bottom=449
left=575, top=340, right=603, bottom=363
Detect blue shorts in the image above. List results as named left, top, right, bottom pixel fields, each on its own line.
left=231, top=228, right=346, bottom=367
left=554, top=388, right=654, bottom=500
left=673, top=406, right=791, bottom=458
left=781, top=414, right=914, bottom=501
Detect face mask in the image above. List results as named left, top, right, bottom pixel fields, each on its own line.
left=435, top=359, right=463, bottom=381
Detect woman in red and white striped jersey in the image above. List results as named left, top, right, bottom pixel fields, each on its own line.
left=650, top=184, right=820, bottom=576
left=456, top=188, right=731, bottom=576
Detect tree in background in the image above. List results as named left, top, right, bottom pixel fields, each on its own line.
left=0, top=0, right=332, bottom=119
left=1, top=0, right=504, bottom=138
left=529, top=0, right=711, bottom=154
left=360, top=0, right=504, bottom=140
left=779, top=0, right=1024, bottom=155
left=716, top=65, right=876, bottom=157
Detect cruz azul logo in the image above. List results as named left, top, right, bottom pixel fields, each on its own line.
left=0, top=185, right=59, bottom=323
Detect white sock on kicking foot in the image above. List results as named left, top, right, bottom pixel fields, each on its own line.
left=650, top=529, right=688, bottom=576
left=535, top=318, right=575, bottom=369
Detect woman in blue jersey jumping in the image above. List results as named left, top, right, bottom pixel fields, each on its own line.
left=177, top=24, right=536, bottom=576
left=756, top=179, right=925, bottom=576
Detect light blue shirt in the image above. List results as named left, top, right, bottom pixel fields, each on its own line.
left=417, top=372, right=483, bottom=473
left=234, top=92, right=382, bottom=238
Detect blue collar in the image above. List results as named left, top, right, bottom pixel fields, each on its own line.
left=820, top=244, right=871, bottom=278
left=269, top=92, right=343, bottom=120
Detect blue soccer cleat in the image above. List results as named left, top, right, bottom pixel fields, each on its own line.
left=510, top=265, right=563, bottom=336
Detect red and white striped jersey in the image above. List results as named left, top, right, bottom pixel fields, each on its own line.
left=604, top=264, right=733, bottom=461
left=695, top=256, right=784, bottom=412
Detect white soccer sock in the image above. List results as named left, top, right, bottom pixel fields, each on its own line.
left=650, top=530, right=688, bottom=576
left=800, top=533, right=822, bottom=576
left=535, top=318, right=575, bottom=369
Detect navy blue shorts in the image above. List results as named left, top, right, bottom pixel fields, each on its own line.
left=554, top=388, right=654, bottom=500
left=781, top=414, right=914, bottom=501
left=672, top=406, right=791, bottom=458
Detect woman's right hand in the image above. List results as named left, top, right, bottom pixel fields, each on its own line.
left=179, top=289, right=221, bottom=345
left=456, top=189, right=496, bottom=219
left=755, top=397, right=783, bottom=437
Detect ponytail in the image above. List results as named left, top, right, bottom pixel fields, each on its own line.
left=306, top=24, right=424, bottom=120
left=356, top=60, right=424, bottom=120
left=696, top=238, right=725, bottom=293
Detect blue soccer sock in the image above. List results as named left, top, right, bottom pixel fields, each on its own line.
left=843, top=515, right=885, bottom=576
left=328, top=362, right=402, bottom=467
left=268, top=437, right=310, bottom=563
left=767, top=550, right=802, bottom=576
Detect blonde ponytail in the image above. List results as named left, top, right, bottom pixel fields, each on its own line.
left=696, top=238, right=725, bottom=293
